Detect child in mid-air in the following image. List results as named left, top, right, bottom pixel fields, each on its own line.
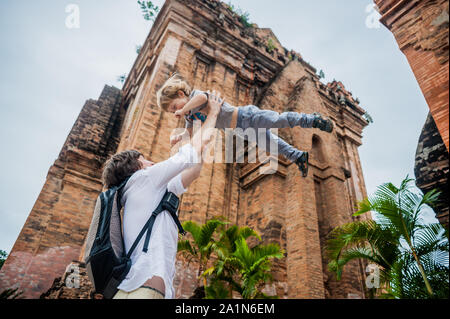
left=156, top=74, right=334, bottom=177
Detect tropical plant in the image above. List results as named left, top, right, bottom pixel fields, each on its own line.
left=202, top=224, right=261, bottom=298
left=204, top=224, right=284, bottom=299
left=226, top=237, right=284, bottom=299
left=177, top=218, right=227, bottom=290
left=204, top=279, right=231, bottom=299
left=327, top=220, right=400, bottom=294
left=178, top=219, right=285, bottom=299
left=326, top=176, right=449, bottom=299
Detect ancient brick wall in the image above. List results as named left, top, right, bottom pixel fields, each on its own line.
left=415, top=113, right=449, bottom=227
left=0, top=86, right=125, bottom=298
left=374, top=0, right=449, bottom=151
left=115, top=0, right=370, bottom=299
left=374, top=0, right=449, bottom=228
left=2, top=0, right=370, bottom=299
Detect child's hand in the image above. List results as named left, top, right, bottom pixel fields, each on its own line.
left=170, top=134, right=183, bottom=146
left=174, top=109, right=185, bottom=118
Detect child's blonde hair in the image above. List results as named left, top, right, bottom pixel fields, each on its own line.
left=156, top=73, right=192, bottom=111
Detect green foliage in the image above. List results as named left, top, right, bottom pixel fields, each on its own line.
left=266, top=38, right=276, bottom=53
left=117, top=74, right=127, bottom=84
left=204, top=279, right=230, bottom=299
left=137, top=1, right=160, bottom=22
left=363, top=111, right=373, bottom=124
left=178, top=218, right=285, bottom=299
left=327, top=220, right=400, bottom=283
left=0, top=250, right=7, bottom=270
left=225, top=2, right=253, bottom=28
left=238, top=12, right=252, bottom=28
left=178, top=218, right=227, bottom=288
left=326, top=176, right=449, bottom=299
left=136, top=44, right=142, bottom=54
left=230, top=237, right=284, bottom=299
left=318, top=70, right=325, bottom=79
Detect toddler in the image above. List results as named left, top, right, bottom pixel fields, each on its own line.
left=156, top=74, right=333, bottom=177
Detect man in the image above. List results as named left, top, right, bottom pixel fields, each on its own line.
left=100, top=91, right=224, bottom=299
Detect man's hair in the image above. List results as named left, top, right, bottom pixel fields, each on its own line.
left=102, top=150, right=143, bottom=189
left=156, top=73, right=192, bottom=111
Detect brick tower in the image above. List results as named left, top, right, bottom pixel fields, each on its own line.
left=374, top=0, right=449, bottom=151
left=1, top=0, right=370, bottom=299
left=373, top=0, right=449, bottom=227
left=0, top=85, right=124, bottom=298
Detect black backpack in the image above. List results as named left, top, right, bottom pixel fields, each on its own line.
left=83, top=177, right=186, bottom=299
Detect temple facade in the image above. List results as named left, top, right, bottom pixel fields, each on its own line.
left=1, top=0, right=371, bottom=298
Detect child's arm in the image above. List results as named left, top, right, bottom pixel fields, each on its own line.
left=174, top=92, right=208, bottom=118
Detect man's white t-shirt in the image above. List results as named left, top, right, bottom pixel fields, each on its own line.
left=117, top=144, right=198, bottom=298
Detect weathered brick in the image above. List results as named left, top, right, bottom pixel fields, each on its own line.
left=2, top=0, right=371, bottom=299
left=374, top=0, right=449, bottom=151
left=375, top=0, right=449, bottom=228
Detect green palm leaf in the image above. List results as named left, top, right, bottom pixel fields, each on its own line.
left=182, top=220, right=202, bottom=246
left=330, top=176, right=449, bottom=299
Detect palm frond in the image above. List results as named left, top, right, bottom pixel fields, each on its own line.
left=238, top=226, right=261, bottom=241
left=413, top=223, right=445, bottom=249
left=198, top=219, right=227, bottom=248
left=182, top=220, right=202, bottom=245
left=205, top=280, right=231, bottom=299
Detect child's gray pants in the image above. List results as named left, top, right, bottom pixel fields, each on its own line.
left=236, top=105, right=314, bottom=162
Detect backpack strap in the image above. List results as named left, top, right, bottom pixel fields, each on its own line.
left=125, top=189, right=185, bottom=258
left=116, top=177, right=131, bottom=255
left=168, top=209, right=186, bottom=236
left=142, top=206, right=164, bottom=253
left=125, top=202, right=163, bottom=258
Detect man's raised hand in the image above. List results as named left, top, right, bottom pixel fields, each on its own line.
left=206, top=90, right=225, bottom=115
left=170, top=134, right=183, bottom=146
left=174, top=109, right=185, bottom=118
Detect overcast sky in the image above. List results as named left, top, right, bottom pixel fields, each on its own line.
left=0, top=0, right=438, bottom=253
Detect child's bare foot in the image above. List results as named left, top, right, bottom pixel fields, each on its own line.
left=312, top=112, right=333, bottom=133
left=295, top=152, right=309, bottom=178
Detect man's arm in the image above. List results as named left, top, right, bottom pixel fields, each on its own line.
left=180, top=161, right=202, bottom=189
left=166, top=160, right=203, bottom=197
left=190, top=90, right=223, bottom=157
